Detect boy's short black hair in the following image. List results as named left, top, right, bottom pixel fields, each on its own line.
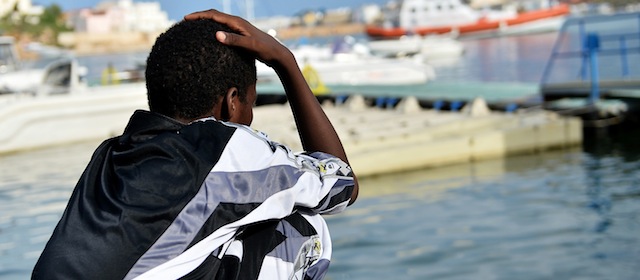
left=146, top=19, right=257, bottom=120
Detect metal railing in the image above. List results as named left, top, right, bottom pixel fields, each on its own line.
left=541, top=12, right=640, bottom=104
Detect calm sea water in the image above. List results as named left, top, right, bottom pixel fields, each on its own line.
left=2, top=32, right=640, bottom=279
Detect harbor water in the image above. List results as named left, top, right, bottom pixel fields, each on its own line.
left=327, top=129, right=640, bottom=279
left=2, top=32, right=640, bottom=279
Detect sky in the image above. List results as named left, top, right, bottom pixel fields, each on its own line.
left=34, top=0, right=389, bottom=20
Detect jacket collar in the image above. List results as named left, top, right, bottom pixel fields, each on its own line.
left=120, top=110, right=185, bottom=144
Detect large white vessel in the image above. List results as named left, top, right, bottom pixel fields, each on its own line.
left=366, top=0, right=570, bottom=38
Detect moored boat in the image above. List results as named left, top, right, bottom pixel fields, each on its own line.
left=367, top=34, right=465, bottom=62
left=0, top=37, right=149, bottom=154
left=257, top=38, right=436, bottom=88
left=366, top=0, right=570, bottom=39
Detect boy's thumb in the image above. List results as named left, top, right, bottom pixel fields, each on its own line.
left=216, top=31, right=227, bottom=43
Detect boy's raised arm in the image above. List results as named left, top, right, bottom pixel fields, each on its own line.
left=184, top=10, right=358, bottom=203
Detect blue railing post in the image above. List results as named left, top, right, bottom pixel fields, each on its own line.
left=584, top=33, right=600, bottom=105
left=619, top=36, right=629, bottom=77
left=450, top=101, right=463, bottom=112
left=433, top=100, right=444, bottom=111
left=385, top=98, right=398, bottom=109
left=505, top=103, right=518, bottom=113
left=335, top=95, right=348, bottom=105
left=579, top=20, right=588, bottom=80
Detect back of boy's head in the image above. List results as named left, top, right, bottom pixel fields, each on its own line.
left=146, top=19, right=257, bottom=120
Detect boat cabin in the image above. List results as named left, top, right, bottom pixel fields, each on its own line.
left=399, top=0, right=480, bottom=29
left=0, top=56, right=86, bottom=96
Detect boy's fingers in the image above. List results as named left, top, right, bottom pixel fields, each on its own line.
left=184, top=9, right=230, bottom=21
left=186, top=9, right=267, bottom=59
left=185, top=9, right=249, bottom=34
left=217, top=31, right=249, bottom=49
left=184, top=9, right=216, bottom=20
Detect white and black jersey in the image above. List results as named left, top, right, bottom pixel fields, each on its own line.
left=33, top=110, right=355, bottom=280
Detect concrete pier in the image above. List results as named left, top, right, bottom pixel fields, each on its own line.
left=252, top=96, right=582, bottom=177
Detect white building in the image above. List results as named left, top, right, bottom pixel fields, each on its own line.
left=115, top=0, right=173, bottom=33
left=359, top=4, right=383, bottom=24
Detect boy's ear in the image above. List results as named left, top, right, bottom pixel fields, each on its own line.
left=223, top=87, right=238, bottom=121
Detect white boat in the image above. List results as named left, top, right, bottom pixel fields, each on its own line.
left=0, top=83, right=147, bottom=154
left=0, top=36, right=85, bottom=96
left=0, top=39, right=148, bottom=154
left=366, top=0, right=570, bottom=38
left=0, top=56, right=85, bottom=96
left=257, top=37, right=436, bottom=87
left=367, top=35, right=465, bottom=62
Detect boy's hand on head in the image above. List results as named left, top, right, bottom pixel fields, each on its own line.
left=185, top=10, right=358, bottom=203
left=184, top=9, right=293, bottom=68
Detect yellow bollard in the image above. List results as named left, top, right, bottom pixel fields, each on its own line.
left=101, top=64, right=120, bottom=85
left=302, top=63, right=329, bottom=95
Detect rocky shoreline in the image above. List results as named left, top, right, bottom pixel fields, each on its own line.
left=53, top=23, right=365, bottom=55
left=274, top=23, right=365, bottom=40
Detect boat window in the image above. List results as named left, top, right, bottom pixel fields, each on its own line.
left=43, top=62, right=71, bottom=89
left=23, top=57, right=60, bottom=70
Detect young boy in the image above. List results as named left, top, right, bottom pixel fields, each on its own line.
left=32, top=10, right=358, bottom=280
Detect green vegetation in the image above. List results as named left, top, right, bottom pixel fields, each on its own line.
left=0, top=4, right=72, bottom=46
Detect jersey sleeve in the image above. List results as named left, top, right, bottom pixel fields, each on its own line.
left=293, top=151, right=355, bottom=215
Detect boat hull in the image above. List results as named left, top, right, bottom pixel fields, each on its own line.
left=0, top=83, right=148, bottom=154
left=257, top=45, right=435, bottom=86
left=366, top=4, right=570, bottom=38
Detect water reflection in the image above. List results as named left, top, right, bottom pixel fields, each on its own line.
left=448, top=32, right=556, bottom=83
